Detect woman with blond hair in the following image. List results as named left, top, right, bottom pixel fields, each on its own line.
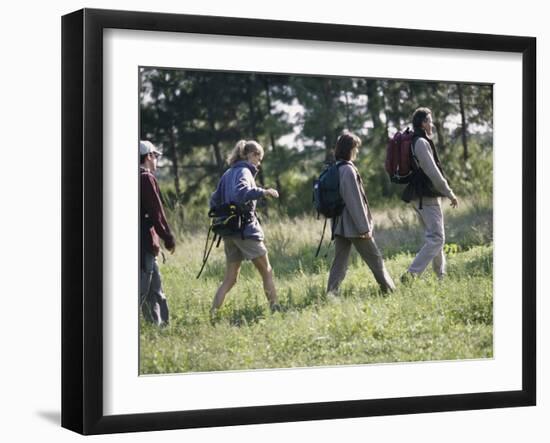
left=209, top=140, right=281, bottom=315
left=327, top=132, right=396, bottom=295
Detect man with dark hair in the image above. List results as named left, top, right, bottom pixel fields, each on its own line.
left=139, top=140, right=176, bottom=326
left=402, top=108, right=458, bottom=281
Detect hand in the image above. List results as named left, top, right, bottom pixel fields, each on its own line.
left=265, top=188, right=279, bottom=199
left=165, top=238, right=176, bottom=254
left=450, top=196, right=459, bottom=208
left=359, top=231, right=372, bottom=240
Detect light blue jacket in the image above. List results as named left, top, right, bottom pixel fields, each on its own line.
left=210, top=161, right=265, bottom=240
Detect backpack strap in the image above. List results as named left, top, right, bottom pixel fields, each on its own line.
left=326, top=216, right=339, bottom=256
left=346, top=162, right=370, bottom=209
left=315, top=217, right=339, bottom=258
left=410, top=136, right=421, bottom=169
left=315, top=218, right=328, bottom=258
left=196, top=226, right=217, bottom=279
left=336, top=160, right=351, bottom=168
left=410, top=136, right=423, bottom=210
left=331, top=215, right=340, bottom=240
left=240, top=211, right=246, bottom=239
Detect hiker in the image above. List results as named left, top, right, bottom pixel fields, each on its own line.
left=401, top=107, right=459, bottom=281
left=139, top=140, right=176, bottom=326
left=326, top=132, right=396, bottom=295
left=209, top=140, right=281, bottom=315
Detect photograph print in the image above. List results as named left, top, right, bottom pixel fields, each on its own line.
left=138, top=67, right=493, bottom=375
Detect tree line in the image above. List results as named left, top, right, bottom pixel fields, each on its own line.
left=140, top=68, right=493, bottom=221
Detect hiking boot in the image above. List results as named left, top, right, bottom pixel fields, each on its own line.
left=270, top=303, right=282, bottom=313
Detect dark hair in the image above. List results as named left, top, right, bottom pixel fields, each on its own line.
left=334, top=132, right=361, bottom=161
left=140, top=154, right=148, bottom=164
left=412, top=107, right=432, bottom=129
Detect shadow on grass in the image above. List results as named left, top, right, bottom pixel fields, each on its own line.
left=224, top=286, right=379, bottom=327
left=283, top=284, right=328, bottom=311
left=227, top=305, right=267, bottom=327
left=224, top=290, right=328, bottom=327
left=223, top=282, right=388, bottom=327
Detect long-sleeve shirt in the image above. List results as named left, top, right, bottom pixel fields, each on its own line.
left=413, top=138, right=456, bottom=200
left=210, top=160, right=265, bottom=240
left=140, top=167, right=175, bottom=257
left=332, top=162, right=373, bottom=238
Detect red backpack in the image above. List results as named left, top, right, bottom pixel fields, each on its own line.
left=385, top=127, right=417, bottom=184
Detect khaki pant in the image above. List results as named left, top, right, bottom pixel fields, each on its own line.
left=327, top=236, right=395, bottom=294
left=408, top=202, right=446, bottom=277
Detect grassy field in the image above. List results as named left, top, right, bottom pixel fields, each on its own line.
left=140, top=198, right=493, bottom=374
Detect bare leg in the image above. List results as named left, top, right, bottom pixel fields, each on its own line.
left=211, top=260, right=241, bottom=313
left=251, top=253, right=278, bottom=307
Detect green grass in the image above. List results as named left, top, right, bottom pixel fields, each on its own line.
left=140, top=200, right=493, bottom=374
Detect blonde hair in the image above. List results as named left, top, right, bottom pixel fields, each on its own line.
left=227, top=140, right=264, bottom=165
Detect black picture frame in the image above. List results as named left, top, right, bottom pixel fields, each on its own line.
left=61, top=8, right=536, bottom=435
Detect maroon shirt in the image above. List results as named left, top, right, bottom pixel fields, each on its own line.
left=140, top=167, right=175, bottom=257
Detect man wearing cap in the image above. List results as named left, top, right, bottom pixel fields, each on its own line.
left=139, top=140, right=176, bottom=326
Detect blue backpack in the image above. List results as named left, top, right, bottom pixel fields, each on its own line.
left=313, top=161, right=349, bottom=218
left=312, top=161, right=349, bottom=257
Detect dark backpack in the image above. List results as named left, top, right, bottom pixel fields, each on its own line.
left=313, top=161, right=349, bottom=218
left=196, top=202, right=251, bottom=279
left=312, top=161, right=349, bottom=257
left=208, top=203, right=248, bottom=237
left=385, top=128, right=417, bottom=184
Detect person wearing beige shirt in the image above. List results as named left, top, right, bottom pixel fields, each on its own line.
left=327, top=132, right=396, bottom=295
left=401, top=107, right=459, bottom=281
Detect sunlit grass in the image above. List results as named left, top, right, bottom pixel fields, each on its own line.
left=140, top=201, right=493, bottom=374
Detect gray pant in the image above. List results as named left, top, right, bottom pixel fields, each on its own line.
left=408, top=202, right=446, bottom=277
left=327, top=236, right=396, bottom=294
left=140, top=252, right=169, bottom=326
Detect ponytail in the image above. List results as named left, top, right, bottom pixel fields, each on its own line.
left=227, top=139, right=263, bottom=165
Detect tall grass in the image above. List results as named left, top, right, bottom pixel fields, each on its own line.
left=140, top=199, right=493, bottom=374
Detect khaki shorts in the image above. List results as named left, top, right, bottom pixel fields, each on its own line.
left=224, top=236, right=267, bottom=262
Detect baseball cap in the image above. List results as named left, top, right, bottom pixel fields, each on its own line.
left=139, top=140, right=162, bottom=156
